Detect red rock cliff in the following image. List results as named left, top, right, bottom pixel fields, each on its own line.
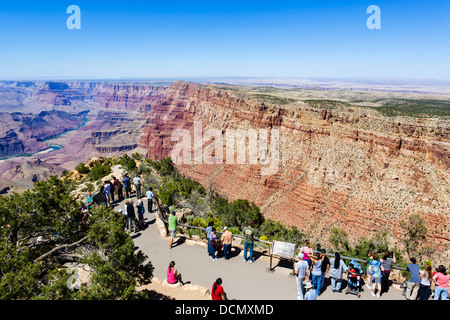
left=139, top=81, right=450, bottom=258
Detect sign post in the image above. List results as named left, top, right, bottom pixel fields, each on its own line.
left=270, top=240, right=296, bottom=274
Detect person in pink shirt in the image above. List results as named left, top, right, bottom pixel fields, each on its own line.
left=433, top=265, right=450, bottom=300
left=167, top=261, right=184, bottom=285
left=299, top=240, right=313, bottom=268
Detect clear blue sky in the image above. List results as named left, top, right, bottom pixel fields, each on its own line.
left=0, top=1, right=449, bottom=79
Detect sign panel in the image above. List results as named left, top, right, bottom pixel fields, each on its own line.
left=272, top=240, right=296, bottom=259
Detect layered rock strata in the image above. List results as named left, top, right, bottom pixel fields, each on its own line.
left=139, top=81, right=450, bottom=258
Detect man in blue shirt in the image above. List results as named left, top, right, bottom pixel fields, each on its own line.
left=405, top=258, right=421, bottom=300
left=146, top=187, right=154, bottom=213
left=122, top=172, right=131, bottom=199
left=294, top=253, right=310, bottom=300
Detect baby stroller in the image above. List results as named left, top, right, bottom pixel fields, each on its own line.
left=401, top=280, right=409, bottom=298
left=345, top=260, right=362, bottom=298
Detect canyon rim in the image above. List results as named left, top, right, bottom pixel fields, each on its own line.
left=1, top=79, right=449, bottom=262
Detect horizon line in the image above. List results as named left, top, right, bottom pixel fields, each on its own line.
left=2, top=76, right=450, bottom=84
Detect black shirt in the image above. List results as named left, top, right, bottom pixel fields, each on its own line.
left=321, top=256, right=330, bottom=273
left=126, top=203, right=136, bottom=219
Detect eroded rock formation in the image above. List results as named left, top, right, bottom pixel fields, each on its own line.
left=139, top=81, right=450, bottom=258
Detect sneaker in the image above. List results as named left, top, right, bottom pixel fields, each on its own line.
left=376, top=294, right=380, bottom=299
left=371, top=292, right=376, bottom=297
left=366, top=284, right=372, bottom=290
left=250, top=260, right=254, bottom=264
left=243, top=259, right=247, bottom=262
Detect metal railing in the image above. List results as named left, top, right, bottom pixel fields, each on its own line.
left=152, top=197, right=406, bottom=272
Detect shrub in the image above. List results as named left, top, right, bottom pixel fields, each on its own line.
left=88, top=163, right=111, bottom=181
left=75, top=162, right=90, bottom=174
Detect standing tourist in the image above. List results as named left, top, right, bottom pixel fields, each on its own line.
left=329, top=252, right=348, bottom=293
left=418, top=264, right=433, bottom=300
left=136, top=200, right=145, bottom=230
left=310, top=252, right=324, bottom=296
left=104, top=180, right=111, bottom=207
left=206, top=221, right=214, bottom=258
left=122, top=172, right=131, bottom=199
left=126, top=199, right=137, bottom=233
left=299, top=240, right=313, bottom=268
left=320, top=249, right=330, bottom=294
left=405, top=258, right=421, bottom=300
left=380, top=251, right=396, bottom=294
left=209, top=228, right=218, bottom=261
left=123, top=200, right=129, bottom=231
left=146, top=187, right=154, bottom=213
left=113, top=176, right=123, bottom=201
left=365, top=250, right=374, bottom=289
left=221, top=226, right=233, bottom=260
left=368, top=253, right=383, bottom=298
left=168, top=211, right=178, bottom=249
left=242, top=221, right=256, bottom=263
left=133, top=173, right=142, bottom=199
left=109, top=180, right=115, bottom=203
left=294, top=252, right=310, bottom=300
left=433, top=265, right=450, bottom=300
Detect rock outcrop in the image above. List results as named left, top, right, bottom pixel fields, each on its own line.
left=0, top=130, right=25, bottom=158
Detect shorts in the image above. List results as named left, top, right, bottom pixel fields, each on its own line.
left=169, top=229, right=176, bottom=238
left=373, top=276, right=381, bottom=284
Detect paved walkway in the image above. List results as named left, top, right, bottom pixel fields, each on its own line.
left=114, top=195, right=404, bottom=300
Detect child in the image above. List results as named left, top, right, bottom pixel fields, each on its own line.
left=304, top=282, right=317, bottom=300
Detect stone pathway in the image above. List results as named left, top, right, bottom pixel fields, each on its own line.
left=112, top=194, right=405, bottom=300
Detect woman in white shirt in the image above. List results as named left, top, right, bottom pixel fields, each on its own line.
left=418, top=264, right=433, bottom=300
left=329, top=252, right=348, bottom=293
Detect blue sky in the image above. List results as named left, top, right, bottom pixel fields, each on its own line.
left=0, top=1, right=449, bottom=79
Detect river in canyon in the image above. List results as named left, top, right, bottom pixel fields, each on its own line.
left=0, top=115, right=89, bottom=161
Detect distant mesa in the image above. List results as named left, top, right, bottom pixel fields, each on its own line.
left=46, top=81, right=71, bottom=91
left=15, top=81, right=35, bottom=88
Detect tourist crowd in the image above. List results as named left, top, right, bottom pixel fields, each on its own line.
left=83, top=172, right=449, bottom=301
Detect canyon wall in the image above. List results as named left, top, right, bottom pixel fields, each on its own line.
left=139, top=81, right=450, bottom=257
left=1, top=80, right=448, bottom=259
left=0, top=110, right=86, bottom=157
left=36, top=81, right=167, bottom=110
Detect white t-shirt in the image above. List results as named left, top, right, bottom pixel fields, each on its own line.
left=420, top=270, right=431, bottom=286
left=295, top=260, right=309, bottom=278
left=312, top=260, right=322, bottom=276
left=329, top=258, right=348, bottom=279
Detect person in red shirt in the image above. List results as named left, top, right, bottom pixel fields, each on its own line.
left=211, top=278, right=226, bottom=300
